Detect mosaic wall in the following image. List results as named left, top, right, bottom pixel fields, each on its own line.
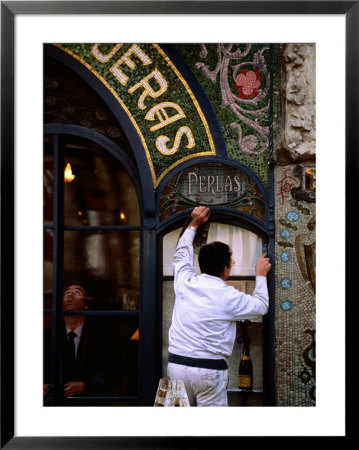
left=176, top=44, right=282, bottom=185
left=274, top=165, right=316, bottom=406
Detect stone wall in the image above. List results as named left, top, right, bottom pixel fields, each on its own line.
left=276, top=44, right=316, bottom=164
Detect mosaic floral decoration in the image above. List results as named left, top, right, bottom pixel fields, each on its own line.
left=176, top=44, right=281, bottom=185
left=280, top=301, right=293, bottom=311
left=194, top=44, right=270, bottom=155
left=280, top=229, right=291, bottom=240
left=287, top=211, right=299, bottom=222
left=280, top=278, right=292, bottom=290
left=234, top=69, right=262, bottom=99
left=280, top=251, right=291, bottom=262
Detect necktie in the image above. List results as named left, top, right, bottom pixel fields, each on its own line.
left=67, top=331, right=77, bottom=359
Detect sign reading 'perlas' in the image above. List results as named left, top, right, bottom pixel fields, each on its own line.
left=160, top=162, right=265, bottom=221
left=176, top=164, right=251, bottom=205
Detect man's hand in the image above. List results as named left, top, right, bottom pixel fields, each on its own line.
left=255, top=254, right=271, bottom=276
left=63, top=381, right=85, bottom=397
left=189, top=206, right=211, bottom=230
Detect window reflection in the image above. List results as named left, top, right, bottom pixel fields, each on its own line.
left=63, top=136, right=140, bottom=226
left=44, top=130, right=141, bottom=405
left=225, top=280, right=256, bottom=295
left=44, top=136, right=54, bottom=224
left=64, top=230, right=140, bottom=310
left=44, top=313, right=138, bottom=404
left=44, top=229, right=53, bottom=311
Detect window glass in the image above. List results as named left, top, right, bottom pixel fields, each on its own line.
left=44, top=229, right=53, bottom=310
left=44, top=315, right=138, bottom=402
left=44, top=135, right=54, bottom=224
left=64, top=230, right=140, bottom=310
left=43, top=132, right=141, bottom=406
left=225, top=279, right=255, bottom=293
left=163, top=223, right=262, bottom=276
left=63, top=136, right=140, bottom=226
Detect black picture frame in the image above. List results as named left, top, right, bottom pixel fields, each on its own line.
left=1, top=1, right=353, bottom=447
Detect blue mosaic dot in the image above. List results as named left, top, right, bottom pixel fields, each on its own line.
left=281, top=301, right=293, bottom=311
left=280, top=229, right=290, bottom=240
left=281, top=278, right=292, bottom=289
left=286, top=211, right=299, bottom=222
left=281, top=251, right=291, bottom=262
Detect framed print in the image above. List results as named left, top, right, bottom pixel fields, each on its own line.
left=1, top=1, right=353, bottom=447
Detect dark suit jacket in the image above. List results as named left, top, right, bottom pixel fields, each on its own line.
left=44, top=318, right=123, bottom=400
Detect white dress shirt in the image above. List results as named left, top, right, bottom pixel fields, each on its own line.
left=66, top=323, right=84, bottom=357
left=168, top=228, right=269, bottom=360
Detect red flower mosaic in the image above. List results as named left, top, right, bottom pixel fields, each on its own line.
left=234, top=68, right=262, bottom=99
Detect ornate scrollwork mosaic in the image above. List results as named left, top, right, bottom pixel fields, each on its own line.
left=298, top=329, right=316, bottom=404
left=194, top=44, right=273, bottom=155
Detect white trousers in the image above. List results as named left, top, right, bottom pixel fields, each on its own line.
left=167, top=362, right=229, bottom=407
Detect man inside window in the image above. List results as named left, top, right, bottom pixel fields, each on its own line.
left=44, top=284, right=122, bottom=405
left=167, top=206, right=271, bottom=406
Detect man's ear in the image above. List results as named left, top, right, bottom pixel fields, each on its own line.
left=220, top=266, right=229, bottom=280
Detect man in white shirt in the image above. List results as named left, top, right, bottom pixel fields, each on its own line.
left=167, top=206, right=271, bottom=406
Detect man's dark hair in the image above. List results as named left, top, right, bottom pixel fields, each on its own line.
left=198, top=241, right=232, bottom=277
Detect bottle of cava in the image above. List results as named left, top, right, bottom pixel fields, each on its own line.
left=238, top=339, right=253, bottom=391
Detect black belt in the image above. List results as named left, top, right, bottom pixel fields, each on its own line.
left=168, top=352, right=228, bottom=370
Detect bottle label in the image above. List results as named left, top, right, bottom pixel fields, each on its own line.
left=241, top=355, right=251, bottom=360
left=239, top=375, right=251, bottom=388
left=155, top=396, right=166, bottom=406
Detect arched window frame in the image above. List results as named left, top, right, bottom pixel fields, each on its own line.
left=155, top=156, right=275, bottom=405
left=44, top=124, right=144, bottom=405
